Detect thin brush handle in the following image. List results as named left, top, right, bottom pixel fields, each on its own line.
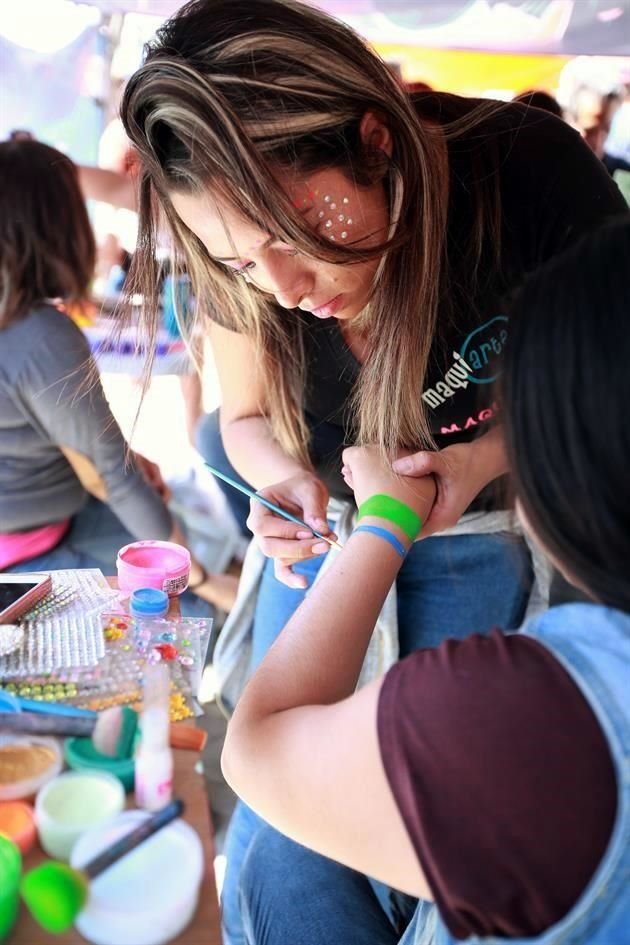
left=205, top=464, right=343, bottom=550
left=83, top=799, right=185, bottom=879
left=0, top=711, right=95, bottom=737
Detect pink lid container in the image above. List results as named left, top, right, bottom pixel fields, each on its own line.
left=116, top=541, right=191, bottom=597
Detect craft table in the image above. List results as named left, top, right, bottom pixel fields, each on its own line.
left=8, top=582, right=223, bottom=945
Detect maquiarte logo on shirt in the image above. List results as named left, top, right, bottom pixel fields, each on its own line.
left=422, top=316, right=508, bottom=406
left=421, top=316, right=508, bottom=433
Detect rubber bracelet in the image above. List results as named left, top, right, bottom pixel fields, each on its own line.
left=353, top=524, right=407, bottom=559
left=357, top=494, right=422, bottom=542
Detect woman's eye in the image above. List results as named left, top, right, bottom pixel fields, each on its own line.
left=233, top=261, right=256, bottom=277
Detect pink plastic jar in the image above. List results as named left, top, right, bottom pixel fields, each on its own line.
left=116, top=541, right=191, bottom=597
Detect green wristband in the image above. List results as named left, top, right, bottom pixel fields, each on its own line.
left=357, top=494, right=422, bottom=542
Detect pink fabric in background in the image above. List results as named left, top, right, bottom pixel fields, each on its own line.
left=0, top=520, right=70, bottom=569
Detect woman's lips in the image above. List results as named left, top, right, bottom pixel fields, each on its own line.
left=309, top=294, right=344, bottom=319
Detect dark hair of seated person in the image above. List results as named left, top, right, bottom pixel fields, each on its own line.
left=503, top=216, right=630, bottom=611
left=0, top=140, right=96, bottom=329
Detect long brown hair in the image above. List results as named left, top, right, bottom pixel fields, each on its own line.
left=121, top=0, right=503, bottom=463
left=0, top=140, right=95, bottom=329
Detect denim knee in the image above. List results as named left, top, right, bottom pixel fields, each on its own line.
left=241, top=826, right=303, bottom=911
left=240, top=827, right=401, bottom=945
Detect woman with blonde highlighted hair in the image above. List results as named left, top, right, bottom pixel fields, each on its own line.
left=119, top=1, right=626, bottom=940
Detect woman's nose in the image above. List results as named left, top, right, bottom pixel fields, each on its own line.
left=265, top=255, right=313, bottom=309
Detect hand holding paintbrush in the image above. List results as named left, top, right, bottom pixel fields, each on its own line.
left=205, top=464, right=342, bottom=588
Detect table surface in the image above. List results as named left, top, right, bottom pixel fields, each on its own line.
left=8, top=583, right=223, bottom=945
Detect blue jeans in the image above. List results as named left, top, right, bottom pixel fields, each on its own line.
left=7, top=497, right=210, bottom=618
left=240, top=826, right=438, bottom=945
left=222, top=531, right=533, bottom=945
left=196, top=409, right=252, bottom=536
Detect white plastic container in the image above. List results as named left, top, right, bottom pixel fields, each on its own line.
left=35, top=770, right=125, bottom=860
left=70, top=809, right=204, bottom=945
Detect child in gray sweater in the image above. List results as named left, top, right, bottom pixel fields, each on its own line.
left=0, top=138, right=235, bottom=613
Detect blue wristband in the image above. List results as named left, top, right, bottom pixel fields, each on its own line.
left=353, top=524, right=408, bottom=559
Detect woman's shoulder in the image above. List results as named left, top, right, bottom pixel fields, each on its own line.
left=1, top=304, right=91, bottom=386
left=27, top=302, right=85, bottom=330
left=413, top=91, right=589, bottom=171
left=5, top=303, right=85, bottom=342
left=413, top=90, right=569, bottom=140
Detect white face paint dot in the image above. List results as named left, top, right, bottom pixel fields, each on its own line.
left=329, top=235, right=336, bottom=241
left=324, top=195, right=331, bottom=203
left=337, top=214, right=345, bottom=222
left=330, top=202, right=337, bottom=210
left=318, top=210, right=325, bottom=218
left=341, top=231, right=348, bottom=239
left=342, top=197, right=350, bottom=204
left=346, top=218, right=353, bottom=225
left=325, top=219, right=332, bottom=228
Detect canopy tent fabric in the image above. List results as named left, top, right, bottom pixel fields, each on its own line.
left=75, top=0, right=630, bottom=56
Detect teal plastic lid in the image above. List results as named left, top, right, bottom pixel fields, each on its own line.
left=129, top=588, right=169, bottom=619
left=64, top=738, right=135, bottom=792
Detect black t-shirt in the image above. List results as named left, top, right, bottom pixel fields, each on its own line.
left=298, top=95, right=627, bottom=502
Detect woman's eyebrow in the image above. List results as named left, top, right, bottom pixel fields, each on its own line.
left=214, top=205, right=314, bottom=261
left=214, top=234, right=275, bottom=262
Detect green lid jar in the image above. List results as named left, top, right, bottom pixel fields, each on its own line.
left=0, top=832, right=22, bottom=942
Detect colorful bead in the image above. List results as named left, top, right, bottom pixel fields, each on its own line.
left=155, top=643, right=178, bottom=661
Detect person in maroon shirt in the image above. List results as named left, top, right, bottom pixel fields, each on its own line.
left=221, top=219, right=630, bottom=943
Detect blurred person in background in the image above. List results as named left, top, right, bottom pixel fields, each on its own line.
left=604, top=84, right=630, bottom=179
left=0, top=138, right=236, bottom=614
left=568, top=85, right=620, bottom=160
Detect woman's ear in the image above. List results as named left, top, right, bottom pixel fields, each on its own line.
left=359, top=111, right=393, bottom=158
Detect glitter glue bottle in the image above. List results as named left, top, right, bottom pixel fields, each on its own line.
left=135, top=663, right=173, bottom=812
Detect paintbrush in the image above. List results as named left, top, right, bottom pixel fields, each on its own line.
left=205, top=463, right=343, bottom=550
left=0, top=688, right=96, bottom=719
left=0, top=708, right=206, bottom=755
left=20, top=800, right=185, bottom=934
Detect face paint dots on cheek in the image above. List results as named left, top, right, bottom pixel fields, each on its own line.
left=316, top=194, right=355, bottom=241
